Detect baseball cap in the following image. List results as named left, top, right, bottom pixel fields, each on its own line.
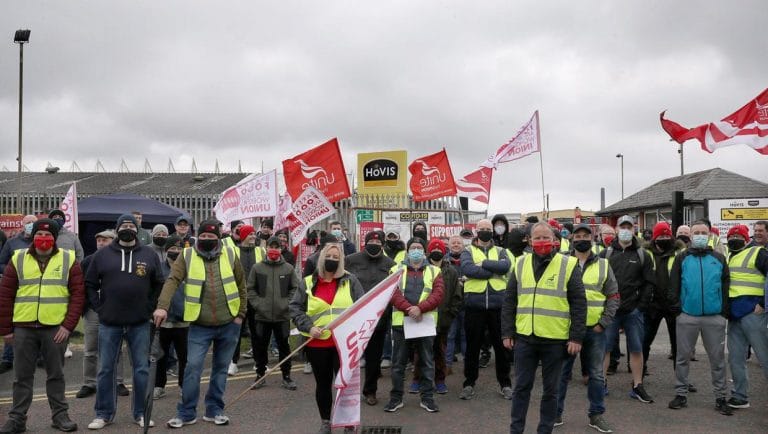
left=573, top=223, right=592, bottom=235
left=617, top=215, right=634, bottom=226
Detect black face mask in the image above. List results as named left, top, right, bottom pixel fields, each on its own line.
left=153, top=236, right=167, bottom=247
left=572, top=240, right=592, bottom=253
left=386, top=240, right=399, bottom=250
left=365, top=244, right=382, bottom=257
left=260, top=232, right=270, bottom=240
left=655, top=239, right=674, bottom=251
left=429, top=251, right=444, bottom=262
left=117, top=229, right=137, bottom=242
left=676, top=235, right=690, bottom=244
left=197, top=239, right=218, bottom=252
left=477, top=230, right=493, bottom=242
left=508, top=242, right=526, bottom=257
left=166, top=251, right=180, bottom=261
left=324, top=259, right=339, bottom=273
left=727, top=239, right=746, bottom=252
left=413, top=230, right=427, bottom=242
left=449, top=251, right=462, bottom=259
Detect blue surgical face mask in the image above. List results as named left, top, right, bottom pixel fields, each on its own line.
left=560, top=229, right=570, bottom=238
left=618, top=229, right=633, bottom=242
left=24, top=222, right=34, bottom=235
left=331, top=229, right=343, bottom=239
left=691, top=234, right=709, bottom=249
left=408, top=249, right=425, bottom=262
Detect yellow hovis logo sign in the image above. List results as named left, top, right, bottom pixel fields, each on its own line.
left=721, top=208, right=768, bottom=220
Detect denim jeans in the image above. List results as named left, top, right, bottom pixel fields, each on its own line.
left=382, top=327, right=392, bottom=361
left=390, top=327, right=434, bottom=401
left=557, top=328, right=607, bottom=418
left=83, top=309, right=125, bottom=388
left=727, top=311, right=768, bottom=401
left=446, top=309, right=466, bottom=367
left=94, top=322, right=150, bottom=421
left=1, top=341, right=12, bottom=363
left=510, top=338, right=567, bottom=434
left=605, top=308, right=644, bottom=354
left=177, top=321, right=240, bottom=421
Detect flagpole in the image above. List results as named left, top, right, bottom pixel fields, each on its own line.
left=678, top=142, right=684, bottom=175
left=535, top=111, right=546, bottom=214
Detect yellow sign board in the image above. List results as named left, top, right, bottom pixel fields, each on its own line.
left=720, top=208, right=768, bottom=220
left=356, top=150, right=408, bottom=195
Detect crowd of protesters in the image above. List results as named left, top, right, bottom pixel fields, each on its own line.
left=0, top=209, right=766, bottom=434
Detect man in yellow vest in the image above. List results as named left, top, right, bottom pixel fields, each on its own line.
left=153, top=220, right=247, bottom=428
left=555, top=224, right=618, bottom=433
left=501, top=221, right=586, bottom=434
left=723, top=224, right=768, bottom=409
left=221, top=220, right=244, bottom=250
left=384, top=237, right=444, bottom=413
left=459, top=219, right=512, bottom=401
left=0, top=219, right=84, bottom=433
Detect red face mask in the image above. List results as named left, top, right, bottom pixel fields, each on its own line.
left=34, top=235, right=55, bottom=252
left=267, top=248, right=281, bottom=261
left=532, top=240, right=555, bottom=256
left=602, top=235, right=614, bottom=247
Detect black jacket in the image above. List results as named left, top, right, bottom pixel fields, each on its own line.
left=491, top=214, right=510, bottom=248
left=599, top=238, right=655, bottom=314
left=345, top=250, right=396, bottom=330
left=85, top=239, right=165, bottom=326
left=436, top=260, right=463, bottom=332
left=247, top=256, right=299, bottom=322
left=645, top=239, right=686, bottom=312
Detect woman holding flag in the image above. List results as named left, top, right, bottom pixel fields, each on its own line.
left=289, top=242, right=365, bottom=434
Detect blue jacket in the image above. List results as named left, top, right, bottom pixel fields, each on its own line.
left=0, top=233, right=32, bottom=274
left=668, top=247, right=729, bottom=318
left=460, top=244, right=510, bottom=310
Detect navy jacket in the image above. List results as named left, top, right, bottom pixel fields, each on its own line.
left=460, top=243, right=510, bottom=310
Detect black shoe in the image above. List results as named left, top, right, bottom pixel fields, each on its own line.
left=76, top=385, right=96, bottom=398
left=117, top=383, right=130, bottom=396
left=0, top=418, right=26, bottom=434
left=383, top=399, right=404, bottom=412
left=716, top=398, right=734, bottom=415
left=726, top=397, right=749, bottom=409
left=668, top=395, right=687, bottom=409
left=419, top=398, right=439, bottom=413
left=642, top=366, right=649, bottom=377
left=36, top=358, right=45, bottom=368
left=606, top=363, right=617, bottom=376
left=479, top=353, right=491, bottom=368
left=51, top=415, right=78, bottom=432
left=629, top=383, right=653, bottom=403
left=687, top=383, right=697, bottom=393
left=0, top=361, right=12, bottom=375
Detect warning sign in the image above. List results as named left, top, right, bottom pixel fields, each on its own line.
left=720, top=208, right=768, bottom=220
left=708, top=198, right=768, bottom=240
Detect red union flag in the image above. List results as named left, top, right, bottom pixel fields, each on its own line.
left=455, top=166, right=493, bottom=204
left=329, top=270, right=403, bottom=428
left=408, top=148, right=457, bottom=202
left=282, top=138, right=352, bottom=202
left=660, top=89, right=768, bottom=155
left=482, top=111, right=541, bottom=169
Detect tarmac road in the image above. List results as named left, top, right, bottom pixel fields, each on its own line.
left=0, top=324, right=766, bottom=433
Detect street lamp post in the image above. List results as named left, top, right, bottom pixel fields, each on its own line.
left=616, top=153, right=624, bottom=199
left=14, top=29, right=30, bottom=214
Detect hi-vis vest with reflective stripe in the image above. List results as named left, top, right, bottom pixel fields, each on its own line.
left=390, top=264, right=440, bottom=327
left=301, top=275, right=353, bottom=340
left=515, top=253, right=577, bottom=340
left=222, top=238, right=266, bottom=263
left=464, top=245, right=507, bottom=293
left=13, top=249, right=74, bottom=325
left=591, top=244, right=605, bottom=256
left=387, top=249, right=406, bottom=264
left=582, top=258, right=609, bottom=327
left=182, top=246, right=240, bottom=322
left=728, top=246, right=765, bottom=298
left=559, top=238, right=571, bottom=253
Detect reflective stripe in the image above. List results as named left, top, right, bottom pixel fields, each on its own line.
left=14, top=296, right=68, bottom=304
left=729, top=267, right=763, bottom=276
left=14, top=296, right=39, bottom=303
left=730, top=280, right=764, bottom=289
left=517, top=306, right=571, bottom=319
left=186, top=278, right=205, bottom=286
left=185, top=295, right=201, bottom=303
left=518, top=286, right=567, bottom=299
left=587, top=300, right=605, bottom=307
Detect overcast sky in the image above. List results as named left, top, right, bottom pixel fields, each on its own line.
left=1, top=1, right=765, bottom=215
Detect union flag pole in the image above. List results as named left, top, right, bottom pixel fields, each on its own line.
left=536, top=111, right=546, bottom=216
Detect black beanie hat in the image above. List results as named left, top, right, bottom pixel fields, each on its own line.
left=365, top=230, right=384, bottom=244
left=198, top=220, right=221, bottom=238
left=406, top=237, right=426, bottom=250
left=32, top=218, right=60, bottom=240
left=48, top=209, right=66, bottom=220
left=164, top=234, right=183, bottom=251
left=115, top=213, right=138, bottom=230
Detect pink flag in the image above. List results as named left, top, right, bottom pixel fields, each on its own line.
left=329, top=270, right=403, bottom=428
left=59, top=183, right=78, bottom=234
left=455, top=166, right=493, bottom=204
left=660, top=89, right=768, bottom=155
left=481, top=111, right=541, bottom=169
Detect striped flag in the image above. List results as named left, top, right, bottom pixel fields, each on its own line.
left=455, top=166, right=493, bottom=204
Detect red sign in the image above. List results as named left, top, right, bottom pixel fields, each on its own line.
left=0, top=214, right=24, bottom=238
left=282, top=138, right=351, bottom=203
left=429, top=224, right=465, bottom=239
left=408, top=149, right=457, bottom=202
left=358, top=222, right=384, bottom=249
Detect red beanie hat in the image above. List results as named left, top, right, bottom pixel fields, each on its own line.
left=652, top=222, right=673, bottom=240
left=710, top=227, right=720, bottom=236
left=727, top=224, right=749, bottom=241
left=238, top=224, right=255, bottom=240
left=427, top=238, right=446, bottom=254
left=548, top=219, right=562, bottom=230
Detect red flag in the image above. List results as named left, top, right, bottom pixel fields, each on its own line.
left=660, top=89, right=768, bottom=155
left=282, top=138, right=352, bottom=202
left=455, top=166, right=493, bottom=204
left=481, top=111, right=541, bottom=169
left=408, top=149, right=457, bottom=202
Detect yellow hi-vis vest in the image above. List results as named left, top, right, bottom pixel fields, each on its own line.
left=464, top=245, right=507, bottom=293
left=13, top=249, right=74, bottom=325
left=728, top=246, right=765, bottom=298
left=582, top=258, right=609, bottom=327
left=300, top=275, right=354, bottom=340
left=514, top=253, right=578, bottom=340
left=591, top=244, right=605, bottom=256
left=182, top=246, right=240, bottom=322
left=559, top=238, right=571, bottom=253
left=505, top=250, right=526, bottom=280
left=390, top=264, right=440, bottom=327
left=387, top=249, right=406, bottom=265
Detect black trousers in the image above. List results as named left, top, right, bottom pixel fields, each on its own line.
left=362, top=327, right=387, bottom=396
left=232, top=305, right=257, bottom=363
left=254, top=321, right=291, bottom=377
left=306, top=347, right=340, bottom=421
left=156, top=327, right=188, bottom=388
left=463, top=308, right=511, bottom=388
left=643, top=308, right=676, bottom=369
